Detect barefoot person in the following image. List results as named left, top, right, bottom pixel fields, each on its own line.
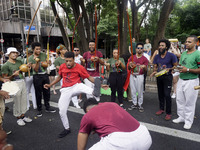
left=44, top=52, right=105, bottom=138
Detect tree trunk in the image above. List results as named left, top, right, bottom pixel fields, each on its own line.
left=152, top=0, right=175, bottom=52
left=70, top=0, right=89, bottom=52
left=50, top=1, right=69, bottom=48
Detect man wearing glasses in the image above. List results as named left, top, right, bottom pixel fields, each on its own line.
left=74, top=47, right=83, bottom=65
left=127, top=43, right=148, bottom=112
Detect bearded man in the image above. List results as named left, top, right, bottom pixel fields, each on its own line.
left=150, top=39, right=177, bottom=121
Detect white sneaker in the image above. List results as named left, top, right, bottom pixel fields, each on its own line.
left=171, top=93, right=176, bottom=99
left=74, top=103, right=81, bottom=109
left=172, top=117, right=184, bottom=124
left=184, top=124, right=192, bottom=130
left=23, top=117, right=32, bottom=123
left=17, top=119, right=26, bottom=126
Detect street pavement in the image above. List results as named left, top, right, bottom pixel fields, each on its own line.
left=3, top=85, right=200, bottom=150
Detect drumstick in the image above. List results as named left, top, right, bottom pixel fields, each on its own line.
left=194, top=86, right=200, bottom=90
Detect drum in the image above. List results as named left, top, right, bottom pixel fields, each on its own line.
left=155, top=69, right=169, bottom=77
left=1, top=81, right=20, bottom=96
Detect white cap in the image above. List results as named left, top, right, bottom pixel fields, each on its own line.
left=5, top=47, right=20, bottom=56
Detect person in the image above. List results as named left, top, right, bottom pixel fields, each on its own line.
left=172, top=35, right=200, bottom=130
left=44, top=52, right=105, bottom=138
left=168, top=42, right=181, bottom=99
left=73, top=47, right=84, bottom=103
left=127, top=43, right=148, bottom=112
left=82, top=40, right=104, bottom=102
left=1, top=47, right=32, bottom=126
left=49, top=52, right=57, bottom=95
left=129, top=37, right=137, bottom=55
left=18, top=49, right=37, bottom=110
left=29, top=42, right=56, bottom=117
left=150, top=39, right=177, bottom=120
left=105, top=48, right=125, bottom=107
left=144, top=38, right=152, bottom=57
left=0, top=129, right=13, bottom=150
left=77, top=98, right=152, bottom=150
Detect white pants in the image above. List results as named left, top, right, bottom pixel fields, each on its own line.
left=84, top=78, right=100, bottom=101
left=58, top=83, right=94, bottom=129
left=13, top=80, right=28, bottom=117
left=176, top=78, right=199, bottom=125
left=129, top=74, right=144, bottom=106
left=60, top=78, right=79, bottom=107
left=25, top=76, right=37, bottom=109
left=89, top=124, right=152, bottom=150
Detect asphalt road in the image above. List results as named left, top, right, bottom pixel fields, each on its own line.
left=3, top=87, right=200, bottom=150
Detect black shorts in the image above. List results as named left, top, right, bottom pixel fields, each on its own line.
left=49, top=69, right=56, bottom=76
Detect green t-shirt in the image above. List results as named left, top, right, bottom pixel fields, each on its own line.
left=54, top=56, right=65, bottom=67
left=17, top=57, right=33, bottom=77
left=1, top=60, right=24, bottom=81
left=107, top=57, right=125, bottom=73
left=29, top=52, right=47, bottom=74
left=179, top=50, right=200, bottom=79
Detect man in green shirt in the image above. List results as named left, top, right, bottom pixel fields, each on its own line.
left=1, top=47, right=32, bottom=126
left=29, top=42, right=56, bottom=117
left=173, top=35, right=200, bottom=130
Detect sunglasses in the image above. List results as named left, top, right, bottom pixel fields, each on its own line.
left=74, top=50, right=79, bottom=52
left=137, top=47, right=143, bottom=49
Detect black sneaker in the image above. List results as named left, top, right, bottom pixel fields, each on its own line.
left=45, top=107, right=56, bottom=113
left=93, top=78, right=101, bottom=97
left=58, top=129, right=71, bottom=138
left=128, top=104, right=138, bottom=110
left=138, top=106, right=144, bottom=112
left=37, top=111, right=42, bottom=117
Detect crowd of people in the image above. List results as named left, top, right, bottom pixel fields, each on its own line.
left=0, top=35, right=199, bottom=150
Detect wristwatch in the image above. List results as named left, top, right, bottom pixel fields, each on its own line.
left=187, top=68, right=190, bottom=72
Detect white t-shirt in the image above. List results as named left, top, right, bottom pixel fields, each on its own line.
left=75, top=54, right=83, bottom=64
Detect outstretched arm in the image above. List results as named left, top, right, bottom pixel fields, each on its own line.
left=77, top=132, right=89, bottom=150
left=44, top=75, right=62, bottom=89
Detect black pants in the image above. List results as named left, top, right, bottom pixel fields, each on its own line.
left=156, top=74, right=173, bottom=114
left=109, top=72, right=124, bottom=104
left=33, top=74, right=50, bottom=111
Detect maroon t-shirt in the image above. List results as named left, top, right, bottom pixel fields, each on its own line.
left=83, top=51, right=103, bottom=77
left=79, top=102, right=140, bottom=137
left=59, top=63, right=89, bottom=88
left=128, top=55, right=148, bottom=75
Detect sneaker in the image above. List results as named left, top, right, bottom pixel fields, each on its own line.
left=46, top=107, right=56, bottom=113
left=128, top=104, right=137, bottom=110
left=183, top=123, right=192, bottom=130
left=17, top=119, right=25, bottom=126
left=138, top=106, right=144, bottom=112
left=23, top=117, right=32, bottom=123
left=156, top=110, right=164, bottom=115
left=58, top=129, right=71, bottom=138
left=165, top=114, right=171, bottom=121
left=74, top=103, right=81, bottom=109
left=172, top=117, right=184, bottom=124
left=93, top=78, right=101, bottom=97
left=37, top=111, right=42, bottom=117
left=171, top=93, right=176, bottom=99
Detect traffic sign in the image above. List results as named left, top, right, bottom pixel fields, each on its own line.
left=0, top=39, right=4, bottom=43
left=24, top=25, right=36, bottom=31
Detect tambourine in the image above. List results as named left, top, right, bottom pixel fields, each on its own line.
left=2, top=81, right=20, bottom=96
left=155, top=69, right=169, bottom=77
left=19, top=64, right=29, bottom=72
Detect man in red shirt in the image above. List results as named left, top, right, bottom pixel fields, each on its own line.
left=44, top=52, right=104, bottom=138
left=78, top=98, right=152, bottom=150
left=82, top=40, right=104, bottom=101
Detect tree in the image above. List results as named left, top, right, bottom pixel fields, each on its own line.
left=152, top=0, right=176, bottom=52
